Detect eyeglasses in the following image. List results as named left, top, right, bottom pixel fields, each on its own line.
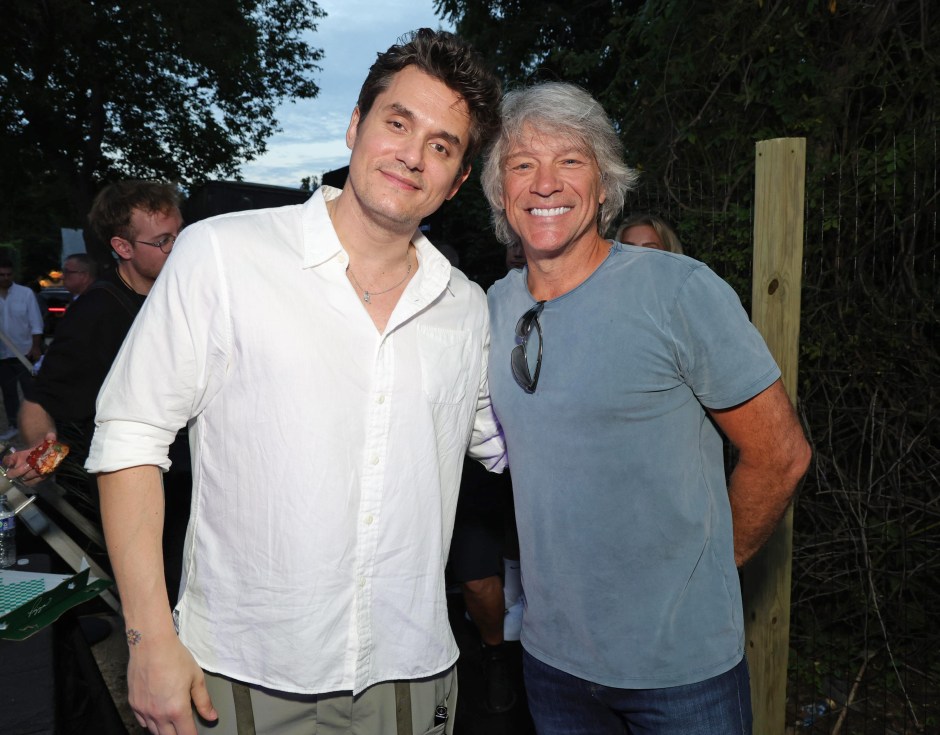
left=62, top=269, right=86, bottom=276
left=129, top=233, right=178, bottom=254
left=511, top=301, right=545, bottom=394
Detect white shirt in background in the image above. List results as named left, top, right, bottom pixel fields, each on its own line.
left=0, top=283, right=43, bottom=358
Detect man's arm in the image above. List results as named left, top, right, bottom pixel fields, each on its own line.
left=27, top=333, right=42, bottom=362
left=27, top=291, right=43, bottom=361
left=467, top=304, right=508, bottom=472
left=708, top=379, right=811, bottom=567
left=18, top=398, right=56, bottom=447
left=98, top=466, right=217, bottom=734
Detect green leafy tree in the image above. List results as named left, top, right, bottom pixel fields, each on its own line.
left=436, top=2, right=940, bottom=725
left=435, top=0, right=936, bottom=251
left=0, top=0, right=324, bottom=266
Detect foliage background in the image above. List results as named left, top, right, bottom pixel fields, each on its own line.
left=1, top=0, right=936, bottom=726
left=435, top=0, right=939, bottom=730
left=0, top=0, right=324, bottom=275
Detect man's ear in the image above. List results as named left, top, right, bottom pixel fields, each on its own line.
left=111, top=236, right=132, bottom=261
left=446, top=165, right=472, bottom=201
left=346, top=107, right=362, bottom=151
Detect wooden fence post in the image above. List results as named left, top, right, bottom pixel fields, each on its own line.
left=742, top=137, right=806, bottom=734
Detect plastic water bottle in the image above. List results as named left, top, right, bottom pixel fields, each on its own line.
left=797, top=699, right=834, bottom=728
left=0, top=493, right=15, bottom=568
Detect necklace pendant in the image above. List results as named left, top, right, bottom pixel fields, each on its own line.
left=363, top=291, right=371, bottom=304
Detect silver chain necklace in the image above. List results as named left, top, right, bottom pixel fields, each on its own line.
left=347, top=255, right=412, bottom=304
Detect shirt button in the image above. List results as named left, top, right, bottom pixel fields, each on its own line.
left=364, top=514, right=374, bottom=525
left=338, top=253, right=347, bottom=264
left=377, top=395, right=385, bottom=404
left=370, top=456, right=379, bottom=465
left=358, top=576, right=366, bottom=588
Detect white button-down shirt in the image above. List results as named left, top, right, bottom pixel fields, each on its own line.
left=0, top=283, right=43, bottom=358
left=87, top=187, right=506, bottom=694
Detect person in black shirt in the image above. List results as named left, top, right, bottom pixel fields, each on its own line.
left=10, top=180, right=190, bottom=603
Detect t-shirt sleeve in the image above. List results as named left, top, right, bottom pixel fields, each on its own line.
left=669, top=265, right=780, bottom=410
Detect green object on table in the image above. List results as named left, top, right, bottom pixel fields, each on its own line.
left=0, top=565, right=112, bottom=640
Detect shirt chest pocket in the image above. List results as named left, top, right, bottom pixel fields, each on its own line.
left=417, top=325, right=473, bottom=405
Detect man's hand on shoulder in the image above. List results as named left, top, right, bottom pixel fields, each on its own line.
left=127, top=633, right=217, bottom=734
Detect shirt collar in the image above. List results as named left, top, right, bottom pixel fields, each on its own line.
left=301, top=186, right=345, bottom=269
left=301, top=185, right=454, bottom=303
left=407, top=229, right=454, bottom=305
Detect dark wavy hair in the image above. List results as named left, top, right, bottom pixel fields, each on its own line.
left=356, top=28, right=502, bottom=172
left=88, top=180, right=181, bottom=243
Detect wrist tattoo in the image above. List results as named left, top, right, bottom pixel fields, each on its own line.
left=126, top=628, right=142, bottom=646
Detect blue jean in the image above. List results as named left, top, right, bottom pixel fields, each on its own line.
left=523, top=650, right=752, bottom=735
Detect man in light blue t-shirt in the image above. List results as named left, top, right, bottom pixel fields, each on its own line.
left=481, top=82, right=812, bottom=735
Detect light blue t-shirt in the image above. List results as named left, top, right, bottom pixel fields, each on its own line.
left=487, top=243, right=780, bottom=688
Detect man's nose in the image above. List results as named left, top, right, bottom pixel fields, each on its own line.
left=531, top=166, right=561, bottom=196
left=398, top=137, right=425, bottom=171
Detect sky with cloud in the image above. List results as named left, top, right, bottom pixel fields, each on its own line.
left=239, top=1, right=452, bottom=188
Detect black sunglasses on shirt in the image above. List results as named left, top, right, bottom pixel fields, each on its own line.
left=511, top=301, right=545, bottom=393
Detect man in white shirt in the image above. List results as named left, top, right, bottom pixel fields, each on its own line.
left=0, top=255, right=43, bottom=440
left=85, top=29, right=504, bottom=735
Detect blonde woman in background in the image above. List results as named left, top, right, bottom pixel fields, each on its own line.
left=616, top=213, right=684, bottom=254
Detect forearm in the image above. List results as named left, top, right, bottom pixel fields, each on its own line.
left=728, top=454, right=805, bottom=566
left=99, top=466, right=174, bottom=636
left=18, top=399, right=57, bottom=447
left=98, top=463, right=215, bottom=732
left=710, top=380, right=812, bottom=567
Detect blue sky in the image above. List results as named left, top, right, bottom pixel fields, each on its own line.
left=239, top=1, right=453, bottom=188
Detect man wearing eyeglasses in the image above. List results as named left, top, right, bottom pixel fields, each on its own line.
left=61, top=253, right=98, bottom=299
left=9, top=181, right=188, bottom=594
left=482, top=82, right=812, bottom=735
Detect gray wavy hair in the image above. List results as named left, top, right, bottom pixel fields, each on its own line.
left=481, top=82, right=638, bottom=246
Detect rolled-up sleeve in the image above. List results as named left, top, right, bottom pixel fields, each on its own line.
left=86, top=222, right=231, bottom=474
left=467, top=305, right=507, bottom=473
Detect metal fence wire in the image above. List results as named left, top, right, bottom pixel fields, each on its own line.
left=622, top=126, right=939, bottom=734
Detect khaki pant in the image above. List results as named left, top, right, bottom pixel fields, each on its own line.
left=198, top=667, right=457, bottom=735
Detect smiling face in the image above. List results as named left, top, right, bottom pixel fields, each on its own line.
left=501, top=125, right=607, bottom=260
left=343, top=65, right=472, bottom=233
